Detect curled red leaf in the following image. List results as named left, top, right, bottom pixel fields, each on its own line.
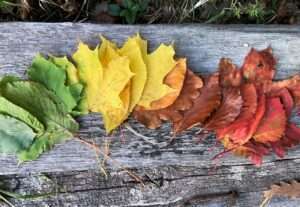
left=253, top=97, right=287, bottom=143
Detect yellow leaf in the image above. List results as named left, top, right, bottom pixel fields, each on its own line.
left=119, top=34, right=147, bottom=112
left=72, top=42, right=103, bottom=110
left=136, top=33, right=147, bottom=60
left=99, top=36, right=120, bottom=67
left=93, top=57, right=134, bottom=133
left=149, top=58, right=187, bottom=110
left=96, top=37, right=135, bottom=132
left=138, top=44, right=177, bottom=109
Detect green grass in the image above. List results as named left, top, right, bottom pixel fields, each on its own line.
left=150, top=0, right=280, bottom=24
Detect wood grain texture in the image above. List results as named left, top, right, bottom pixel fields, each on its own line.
left=0, top=23, right=300, bottom=206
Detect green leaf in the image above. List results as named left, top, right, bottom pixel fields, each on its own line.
left=1, top=81, right=78, bottom=133
left=0, top=75, right=20, bottom=90
left=0, top=97, right=44, bottom=134
left=18, top=128, right=72, bottom=162
left=0, top=115, right=35, bottom=154
left=28, top=54, right=83, bottom=113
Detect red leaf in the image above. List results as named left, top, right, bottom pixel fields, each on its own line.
left=217, top=91, right=266, bottom=145
left=270, top=123, right=300, bottom=158
left=253, top=97, right=287, bottom=143
left=216, top=84, right=258, bottom=139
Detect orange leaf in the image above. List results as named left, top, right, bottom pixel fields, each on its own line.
left=174, top=73, right=221, bottom=133
left=133, top=69, right=203, bottom=129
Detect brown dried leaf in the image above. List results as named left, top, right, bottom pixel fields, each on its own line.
left=133, top=69, right=203, bottom=129
left=174, top=73, right=221, bottom=133
left=260, top=180, right=300, bottom=207
left=219, top=58, right=242, bottom=87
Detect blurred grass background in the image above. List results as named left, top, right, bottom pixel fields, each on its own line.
left=0, top=0, right=299, bottom=24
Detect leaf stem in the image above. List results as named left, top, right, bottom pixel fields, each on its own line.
left=74, top=136, right=145, bottom=187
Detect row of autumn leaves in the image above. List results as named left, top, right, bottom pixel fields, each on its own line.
left=2, top=34, right=300, bottom=165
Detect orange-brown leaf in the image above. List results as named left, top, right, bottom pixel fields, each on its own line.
left=218, top=58, right=242, bottom=87
left=174, top=73, right=221, bottom=133
left=239, top=84, right=258, bottom=120
left=205, top=88, right=242, bottom=130
left=253, top=97, right=286, bottom=143
left=241, top=47, right=276, bottom=83
left=133, top=69, right=203, bottom=129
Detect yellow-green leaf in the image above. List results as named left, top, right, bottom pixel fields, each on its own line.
left=50, top=56, right=79, bottom=85
left=72, top=42, right=103, bottom=110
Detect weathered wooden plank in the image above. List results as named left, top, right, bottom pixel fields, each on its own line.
left=0, top=23, right=300, bottom=174
left=0, top=23, right=300, bottom=206
left=3, top=161, right=300, bottom=207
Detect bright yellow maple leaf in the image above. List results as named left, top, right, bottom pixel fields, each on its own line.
left=119, top=34, right=147, bottom=112
left=72, top=42, right=103, bottom=110
left=94, top=57, right=134, bottom=133
left=138, top=44, right=177, bottom=109
left=89, top=37, right=134, bottom=133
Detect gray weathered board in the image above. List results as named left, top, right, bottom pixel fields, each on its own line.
left=0, top=23, right=300, bottom=207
